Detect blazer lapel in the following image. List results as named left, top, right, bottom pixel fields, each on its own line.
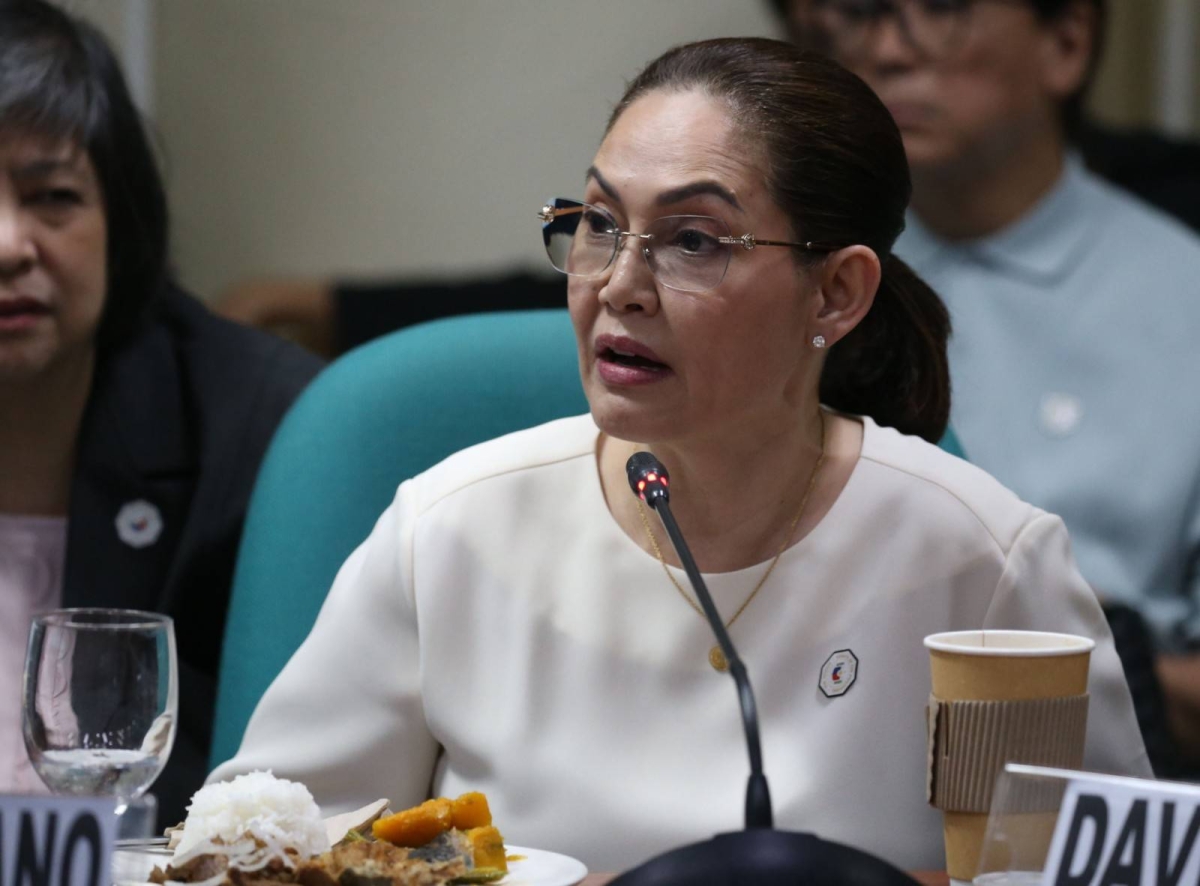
left=63, top=320, right=198, bottom=613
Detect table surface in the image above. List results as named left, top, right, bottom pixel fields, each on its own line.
left=580, top=873, right=948, bottom=885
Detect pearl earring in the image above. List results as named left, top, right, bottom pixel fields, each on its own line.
left=812, top=335, right=827, bottom=349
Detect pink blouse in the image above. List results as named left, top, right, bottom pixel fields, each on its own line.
left=0, top=513, right=66, bottom=793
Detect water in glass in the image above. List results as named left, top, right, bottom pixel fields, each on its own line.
left=22, top=608, right=178, bottom=812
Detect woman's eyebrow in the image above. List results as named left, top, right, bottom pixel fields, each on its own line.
left=12, top=158, right=79, bottom=181
left=584, top=165, right=742, bottom=213
left=656, top=180, right=742, bottom=212
left=585, top=165, right=620, bottom=202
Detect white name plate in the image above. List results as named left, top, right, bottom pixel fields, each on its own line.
left=1042, top=771, right=1200, bottom=886
left=0, top=796, right=116, bottom=886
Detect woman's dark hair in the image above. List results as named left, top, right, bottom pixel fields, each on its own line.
left=0, top=0, right=168, bottom=349
left=609, top=37, right=951, bottom=443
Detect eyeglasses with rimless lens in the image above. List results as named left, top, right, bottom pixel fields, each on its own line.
left=538, top=199, right=841, bottom=294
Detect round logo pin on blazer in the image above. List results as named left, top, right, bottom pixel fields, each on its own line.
left=819, top=649, right=858, bottom=698
left=115, top=499, right=163, bottom=549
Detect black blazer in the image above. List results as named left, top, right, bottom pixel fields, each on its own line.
left=61, top=285, right=323, bottom=826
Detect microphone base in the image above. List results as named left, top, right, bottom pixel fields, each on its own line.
left=608, top=829, right=922, bottom=886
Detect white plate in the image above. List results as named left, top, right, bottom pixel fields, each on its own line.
left=501, top=846, right=588, bottom=886
left=112, top=844, right=587, bottom=886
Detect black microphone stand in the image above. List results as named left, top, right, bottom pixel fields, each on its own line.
left=642, top=476, right=772, bottom=831
left=610, top=453, right=920, bottom=886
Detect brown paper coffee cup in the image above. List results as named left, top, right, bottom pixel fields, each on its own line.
left=924, top=630, right=1094, bottom=882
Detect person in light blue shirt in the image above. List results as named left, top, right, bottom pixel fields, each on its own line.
left=895, top=155, right=1200, bottom=650
left=806, top=0, right=1200, bottom=773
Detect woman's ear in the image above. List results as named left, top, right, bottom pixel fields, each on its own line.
left=811, top=245, right=880, bottom=346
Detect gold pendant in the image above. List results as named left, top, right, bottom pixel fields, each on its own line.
left=709, top=645, right=729, bottom=672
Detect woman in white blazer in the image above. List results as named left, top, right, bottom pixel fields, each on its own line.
left=212, top=38, right=1149, bottom=873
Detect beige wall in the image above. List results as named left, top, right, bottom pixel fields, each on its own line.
left=1088, top=0, right=1200, bottom=132
left=152, top=1, right=778, bottom=300
left=61, top=1, right=1199, bottom=303
left=1089, top=0, right=1161, bottom=127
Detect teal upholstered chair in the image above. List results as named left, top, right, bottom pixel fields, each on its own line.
left=209, top=309, right=588, bottom=767
left=938, top=424, right=965, bottom=460
left=208, top=308, right=968, bottom=767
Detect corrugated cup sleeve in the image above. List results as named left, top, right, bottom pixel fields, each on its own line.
left=926, top=694, right=1089, bottom=813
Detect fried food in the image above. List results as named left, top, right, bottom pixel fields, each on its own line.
left=372, top=794, right=506, bottom=877
left=297, top=841, right=466, bottom=886
left=152, top=840, right=466, bottom=886
left=156, top=778, right=503, bottom=886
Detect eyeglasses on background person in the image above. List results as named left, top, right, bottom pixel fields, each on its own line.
left=812, top=0, right=1018, bottom=62
left=538, top=198, right=839, bottom=294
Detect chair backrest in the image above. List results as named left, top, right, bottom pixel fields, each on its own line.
left=209, top=307, right=968, bottom=767
left=939, top=425, right=965, bottom=460
left=209, top=309, right=588, bottom=767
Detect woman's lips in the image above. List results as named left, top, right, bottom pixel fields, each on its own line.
left=593, top=333, right=672, bottom=386
left=0, top=297, right=50, bottom=333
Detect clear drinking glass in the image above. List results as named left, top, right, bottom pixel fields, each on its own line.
left=22, top=608, right=178, bottom=821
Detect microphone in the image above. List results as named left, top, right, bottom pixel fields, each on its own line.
left=625, top=452, right=771, bottom=831
left=626, top=451, right=670, bottom=505
left=611, top=452, right=920, bottom=886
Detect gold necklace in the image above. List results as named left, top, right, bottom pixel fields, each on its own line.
left=634, top=411, right=826, bottom=672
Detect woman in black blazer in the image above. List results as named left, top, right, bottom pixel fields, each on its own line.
left=0, top=0, right=323, bottom=825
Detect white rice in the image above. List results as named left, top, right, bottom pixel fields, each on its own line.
left=174, top=770, right=331, bottom=860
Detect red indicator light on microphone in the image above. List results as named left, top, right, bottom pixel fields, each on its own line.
left=626, top=453, right=670, bottom=506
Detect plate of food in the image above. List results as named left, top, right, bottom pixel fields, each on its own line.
left=113, top=772, right=587, bottom=886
